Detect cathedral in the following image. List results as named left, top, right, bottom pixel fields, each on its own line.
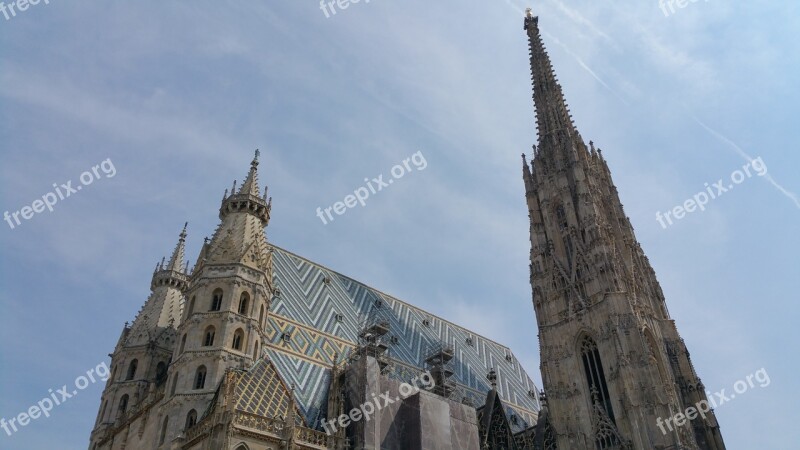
left=88, top=10, right=725, bottom=450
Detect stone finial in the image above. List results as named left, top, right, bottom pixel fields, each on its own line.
left=487, top=368, right=498, bottom=388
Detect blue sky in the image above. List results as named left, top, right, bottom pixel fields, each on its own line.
left=1, top=1, right=798, bottom=448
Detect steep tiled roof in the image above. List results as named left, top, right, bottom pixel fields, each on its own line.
left=264, top=245, right=540, bottom=430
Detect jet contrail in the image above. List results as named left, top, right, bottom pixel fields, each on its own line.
left=693, top=116, right=800, bottom=209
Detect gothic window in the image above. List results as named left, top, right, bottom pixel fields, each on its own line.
left=232, top=328, right=244, bottom=351
left=210, top=289, right=223, bottom=311
left=194, top=366, right=207, bottom=390
left=155, top=362, right=167, bottom=384
left=179, top=334, right=187, bottom=353
left=170, top=374, right=179, bottom=396
left=99, top=400, right=108, bottom=423
left=118, top=394, right=129, bottom=415
left=126, top=359, right=138, bottom=381
left=645, top=330, right=668, bottom=383
left=580, top=335, right=616, bottom=425
left=238, top=292, right=249, bottom=315
left=159, top=416, right=169, bottom=445
left=185, top=409, right=197, bottom=429
left=203, top=326, right=215, bottom=347
left=556, top=205, right=568, bottom=230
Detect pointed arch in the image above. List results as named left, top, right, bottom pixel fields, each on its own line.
left=170, top=374, right=179, bottom=396
left=185, top=409, right=197, bottom=429
left=117, top=394, right=129, bottom=416
left=203, top=326, right=215, bottom=347
left=232, top=328, right=244, bottom=351
left=159, top=416, right=169, bottom=445
left=194, top=365, right=207, bottom=390
left=578, top=334, right=615, bottom=423
left=155, top=361, right=167, bottom=384
left=238, top=292, right=250, bottom=315
left=125, top=359, right=138, bottom=380
left=643, top=328, right=668, bottom=383
left=210, top=288, right=223, bottom=311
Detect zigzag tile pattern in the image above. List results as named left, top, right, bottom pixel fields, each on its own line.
left=266, top=245, right=541, bottom=429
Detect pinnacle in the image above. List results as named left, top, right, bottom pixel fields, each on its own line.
left=165, top=222, right=188, bottom=273
left=238, top=149, right=262, bottom=197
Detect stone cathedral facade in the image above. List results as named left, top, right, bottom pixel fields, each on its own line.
left=88, top=11, right=724, bottom=450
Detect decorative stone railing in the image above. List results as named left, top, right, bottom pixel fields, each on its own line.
left=233, top=411, right=286, bottom=436
left=293, top=427, right=332, bottom=447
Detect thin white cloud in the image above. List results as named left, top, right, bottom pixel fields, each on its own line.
left=692, top=117, right=800, bottom=209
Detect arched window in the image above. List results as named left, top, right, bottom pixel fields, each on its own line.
left=232, top=328, right=244, bottom=351
left=556, top=204, right=568, bottom=230
left=203, top=326, right=215, bottom=347
left=185, top=409, right=197, bottom=429
left=188, top=296, right=196, bottom=315
left=118, top=394, right=129, bottom=415
left=238, top=292, right=249, bottom=315
left=258, top=305, right=265, bottom=327
left=644, top=330, right=668, bottom=383
left=580, top=335, right=615, bottom=423
left=253, top=341, right=260, bottom=360
left=99, top=400, right=108, bottom=423
left=126, top=359, right=138, bottom=380
left=194, top=366, right=207, bottom=390
left=170, top=374, right=179, bottom=396
left=179, top=334, right=187, bottom=353
left=159, top=416, right=169, bottom=445
left=155, top=362, right=167, bottom=384
left=210, top=289, right=223, bottom=311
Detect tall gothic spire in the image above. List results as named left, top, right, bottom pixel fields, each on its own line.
left=525, top=9, right=577, bottom=142
left=524, top=8, right=589, bottom=173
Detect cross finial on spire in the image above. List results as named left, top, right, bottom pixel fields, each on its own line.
left=526, top=7, right=532, bottom=18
